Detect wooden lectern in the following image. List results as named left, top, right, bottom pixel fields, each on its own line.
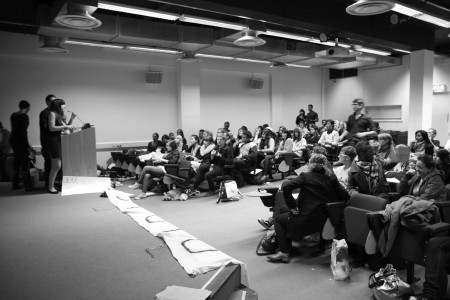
left=61, top=127, right=97, bottom=177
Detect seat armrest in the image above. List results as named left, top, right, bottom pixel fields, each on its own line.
left=164, top=164, right=179, bottom=176
left=258, top=187, right=279, bottom=196
left=425, top=222, right=450, bottom=237
left=326, top=202, right=347, bottom=227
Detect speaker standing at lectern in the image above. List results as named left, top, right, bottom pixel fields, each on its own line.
left=47, top=99, right=75, bottom=194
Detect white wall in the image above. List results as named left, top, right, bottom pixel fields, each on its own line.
left=432, top=59, right=450, bottom=143
left=324, top=60, right=410, bottom=131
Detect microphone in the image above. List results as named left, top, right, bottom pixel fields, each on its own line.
left=67, top=110, right=91, bottom=129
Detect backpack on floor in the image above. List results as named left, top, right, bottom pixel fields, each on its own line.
left=217, top=180, right=243, bottom=204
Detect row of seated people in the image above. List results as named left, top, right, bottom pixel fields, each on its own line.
left=257, top=145, right=450, bottom=299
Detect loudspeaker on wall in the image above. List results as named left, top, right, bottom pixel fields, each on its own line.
left=250, top=78, right=264, bottom=89
left=146, top=71, right=162, bottom=84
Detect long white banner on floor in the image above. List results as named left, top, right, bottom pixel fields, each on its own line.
left=106, top=189, right=248, bottom=284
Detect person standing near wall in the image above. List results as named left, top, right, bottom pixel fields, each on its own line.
left=339, top=98, right=377, bottom=147
left=39, top=94, right=56, bottom=189
left=10, top=100, right=37, bottom=191
left=306, top=104, right=319, bottom=126
left=0, top=121, right=11, bottom=181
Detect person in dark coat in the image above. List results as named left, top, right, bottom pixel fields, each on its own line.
left=347, top=140, right=390, bottom=197
left=10, top=100, right=36, bottom=191
left=39, top=94, right=56, bottom=189
left=267, top=154, right=349, bottom=263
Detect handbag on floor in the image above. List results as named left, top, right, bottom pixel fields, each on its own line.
left=256, top=229, right=278, bottom=255
left=368, top=264, right=413, bottom=300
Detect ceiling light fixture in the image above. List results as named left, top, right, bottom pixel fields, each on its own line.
left=125, top=46, right=180, bottom=54
left=285, top=64, right=312, bottom=68
left=196, top=54, right=235, bottom=60
left=65, top=39, right=123, bottom=49
left=358, top=47, right=391, bottom=56
left=97, top=1, right=179, bottom=21
left=179, top=14, right=247, bottom=31
left=262, top=29, right=310, bottom=41
left=392, top=3, right=450, bottom=27
left=393, top=48, right=411, bottom=53
left=391, top=2, right=450, bottom=28
left=235, top=58, right=271, bottom=64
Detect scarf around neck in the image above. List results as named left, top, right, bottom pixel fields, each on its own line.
left=356, top=159, right=380, bottom=194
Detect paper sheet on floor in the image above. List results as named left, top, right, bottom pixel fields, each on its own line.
left=105, top=189, right=247, bottom=284
left=62, top=176, right=111, bottom=196
left=156, top=285, right=211, bottom=300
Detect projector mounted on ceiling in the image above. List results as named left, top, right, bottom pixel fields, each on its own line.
left=316, top=40, right=362, bottom=58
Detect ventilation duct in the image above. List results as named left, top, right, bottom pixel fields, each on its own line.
left=250, top=78, right=264, bottom=89
left=234, top=30, right=266, bottom=47
left=37, top=35, right=69, bottom=54
left=54, top=2, right=101, bottom=29
left=146, top=71, right=163, bottom=84
left=346, top=0, right=395, bottom=16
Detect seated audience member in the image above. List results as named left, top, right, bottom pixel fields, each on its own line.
left=198, top=129, right=204, bottom=145
left=435, top=149, right=450, bottom=185
left=376, top=133, right=397, bottom=168
left=175, top=135, right=188, bottom=152
left=169, top=132, right=175, bottom=140
left=304, top=124, right=320, bottom=145
left=132, top=141, right=180, bottom=198
left=398, top=154, right=445, bottom=200
left=318, top=120, right=339, bottom=146
left=385, top=144, right=411, bottom=179
left=261, top=129, right=293, bottom=182
left=223, top=121, right=231, bottom=133
left=445, top=137, right=450, bottom=152
left=297, top=120, right=308, bottom=138
left=176, top=129, right=187, bottom=145
left=337, top=121, right=347, bottom=136
left=410, top=236, right=450, bottom=300
left=233, top=127, right=246, bottom=148
left=292, top=127, right=307, bottom=158
left=267, top=154, right=349, bottom=263
left=318, top=119, right=327, bottom=135
left=252, top=126, right=263, bottom=144
left=427, top=128, right=440, bottom=151
left=333, top=146, right=357, bottom=188
left=204, top=135, right=234, bottom=196
left=275, top=126, right=286, bottom=148
left=295, top=109, right=307, bottom=127
left=373, top=121, right=382, bottom=134
left=233, top=130, right=257, bottom=177
left=333, top=120, right=340, bottom=132
left=410, top=130, right=434, bottom=156
left=347, top=140, right=390, bottom=197
left=186, top=134, right=201, bottom=159
left=256, top=128, right=275, bottom=164
left=147, top=132, right=164, bottom=153
left=189, top=136, right=216, bottom=196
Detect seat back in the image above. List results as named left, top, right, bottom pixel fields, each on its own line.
left=344, top=193, right=388, bottom=247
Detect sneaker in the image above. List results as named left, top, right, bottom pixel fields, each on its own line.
left=128, top=182, right=142, bottom=189
left=134, top=192, right=147, bottom=200
left=188, top=189, right=201, bottom=197
left=258, top=217, right=274, bottom=230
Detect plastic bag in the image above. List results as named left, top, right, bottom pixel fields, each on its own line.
left=368, top=264, right=413, bottom=300
left=330, top=239, right=352, bottom=280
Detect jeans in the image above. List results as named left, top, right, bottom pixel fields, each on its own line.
left=423, top=236, right=450, bottom=300
left=205, top=164, right=224, bottom=191
left=193, top=162, right=211, bottom=189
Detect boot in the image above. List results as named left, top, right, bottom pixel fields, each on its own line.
left=12, top=169, right=22, bottom=190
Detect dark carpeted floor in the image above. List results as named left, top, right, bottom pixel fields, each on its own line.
left=0, top=179, right=426, bottom=300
